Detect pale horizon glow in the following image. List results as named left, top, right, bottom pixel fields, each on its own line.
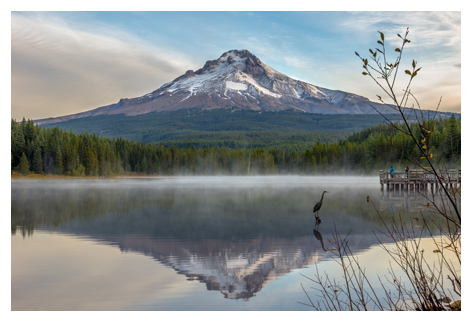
left=11, top=11, right=461, bottom=120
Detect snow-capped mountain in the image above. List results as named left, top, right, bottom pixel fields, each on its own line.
left=36, top=49, right=396, bottom=125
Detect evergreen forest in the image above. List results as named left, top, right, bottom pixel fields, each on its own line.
left=41, top=108, right=408, bottom=149
left=11, top=115, right=461, bottom=177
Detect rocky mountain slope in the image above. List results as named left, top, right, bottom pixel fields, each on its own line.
left=36, top=49, right=397, bottom=125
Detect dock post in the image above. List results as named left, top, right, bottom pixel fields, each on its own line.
left=457, top=169, right=459, bottom=188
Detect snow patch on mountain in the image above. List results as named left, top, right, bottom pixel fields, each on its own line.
left=225, top=81, right=247, bottom=91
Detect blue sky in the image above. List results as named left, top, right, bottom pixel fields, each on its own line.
left=11, top=9, right=462, bottom=120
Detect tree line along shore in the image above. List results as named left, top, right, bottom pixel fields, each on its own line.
left=11, top=116, right=460, bottom=177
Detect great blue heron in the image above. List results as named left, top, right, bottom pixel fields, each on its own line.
left=313, top=191, right=329, bottom=220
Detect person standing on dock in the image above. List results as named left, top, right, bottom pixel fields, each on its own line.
left=390, top=165, right=395, bottom=178
left=405, top=166, right=410, bottom=179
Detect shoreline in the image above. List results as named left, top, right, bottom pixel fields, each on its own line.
left=10, top=172, right=381, bottom=180
left=10, top=172, right=167, bottom=180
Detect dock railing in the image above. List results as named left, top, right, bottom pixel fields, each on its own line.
left=379, top=168, right=460, bottom=191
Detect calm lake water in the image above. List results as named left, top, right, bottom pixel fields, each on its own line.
left=11, top=176, right=455, bottom=311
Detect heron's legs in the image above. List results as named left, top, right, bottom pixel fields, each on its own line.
left=314, top=211, right=321, bottom=226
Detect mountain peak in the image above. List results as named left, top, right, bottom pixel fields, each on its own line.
left=219, top=49, right=256, bottom=60
left=194, top=49, right=258, bottom=75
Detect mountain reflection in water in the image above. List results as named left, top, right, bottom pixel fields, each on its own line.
left=11, top=177, right=445, bottom=303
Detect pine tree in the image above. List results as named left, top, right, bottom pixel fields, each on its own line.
left=444, top=115, right=461, bottom=161
left=11, top=120, right=26, bottom=166
left=24, top=119, right=36, bottom=143
left=18, top=153, right=29, bottom=175
left=55, top=147, right=63, bottom=175
left=86, top=147, right=98, bottom=176
left=32, top=143, right=43, bottom=174
left=141, top=156, right=148, bottom=174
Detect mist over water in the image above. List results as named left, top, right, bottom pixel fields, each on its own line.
left=11, top=176, right=450, bottom=310
left=11, top=176, right=385, bottom=239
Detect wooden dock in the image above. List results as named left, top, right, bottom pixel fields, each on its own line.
left=379, top=169, right=460, bottom=192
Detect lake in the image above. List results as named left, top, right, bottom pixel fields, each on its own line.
left=11, top=176, right=455, bottom=311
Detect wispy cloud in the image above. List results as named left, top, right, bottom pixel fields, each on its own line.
left=11, top=13, right=196, bottom=119
left=342, top=11, right=460, bottom=50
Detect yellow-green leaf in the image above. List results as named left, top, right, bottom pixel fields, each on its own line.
left=427, top=203, right=431, bottom=207
left=329, top=249, right=337, bottom=251
left=379, top=32, right=384, bottom=41
left=405, top=70, right=411, bottom=75
left=366, top=196, right=370, bottom=202
left=420, top=157, right=426, bottom=159
left=362, top=72, right=368, bottom=75
left=395, top=48, right=401, bottom=52
left=444, top=244, right=452, bottom=248
left=334, top=290, right=339, bottom=293
left=433, top=250, right=441, bottom=253
left=328, top=239, right=331, bottom=243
